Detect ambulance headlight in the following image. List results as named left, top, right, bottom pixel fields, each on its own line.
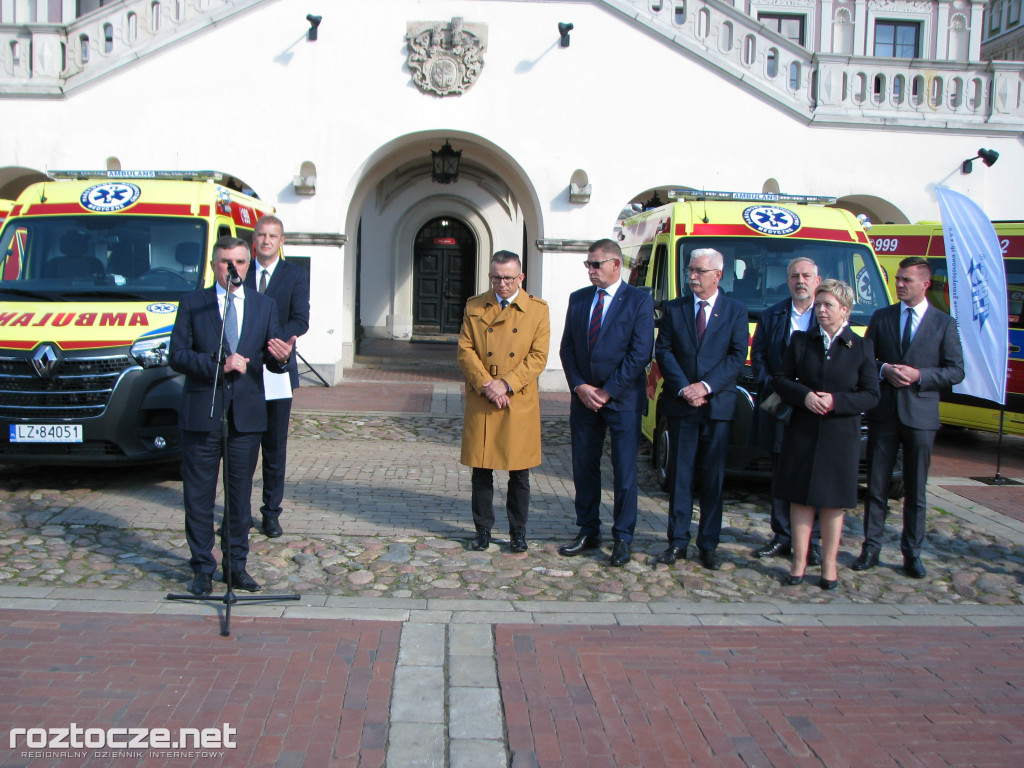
left=131, top=335, right=171, bottom=368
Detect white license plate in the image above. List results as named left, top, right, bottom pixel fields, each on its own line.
left=10, top=424, right=83, bottom=443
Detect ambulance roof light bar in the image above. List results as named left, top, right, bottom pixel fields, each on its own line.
left=48, top=170, right=228, bottom=182
left=667, top=189, right=838, bottom=206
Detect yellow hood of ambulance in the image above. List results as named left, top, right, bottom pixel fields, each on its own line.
left=0, top=300, right=177, bottom=351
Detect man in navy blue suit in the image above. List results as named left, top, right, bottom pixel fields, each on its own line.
left=558, top=239, right=655, bottom=567
left=857, top=256, right=964, bottom=579
left=245, top=215, right=310, bottom=539
left=170, top=236, right=294, bottom=597
left=653, top=248, right=748, bottom=570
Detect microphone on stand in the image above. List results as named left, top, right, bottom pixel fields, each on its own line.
left=226, top=263, right=244, bottom=286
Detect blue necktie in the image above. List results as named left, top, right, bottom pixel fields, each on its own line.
left=901, top=307, right=913, bottom=356
left=224, top=293, right=239, bottom=354
left=696, top=300, right=708, bottom=343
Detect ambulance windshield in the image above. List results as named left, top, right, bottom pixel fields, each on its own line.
left=0, top=216, right=207, bottom=300
left=678, top=238, right=889, bottom=326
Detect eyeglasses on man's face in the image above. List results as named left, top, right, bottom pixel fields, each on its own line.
left=583, top=257, right=615, bottom=270
left=489, top=273, right=522, bottom=284
left=687, top=267, right=719, bottom=276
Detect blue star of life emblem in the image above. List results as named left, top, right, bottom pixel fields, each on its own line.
left=742, top=205, right=801, bottom=236
left=80, top=182, right=142, bottom=212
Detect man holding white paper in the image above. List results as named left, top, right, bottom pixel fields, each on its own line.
left=245, top=215, right=310, bottom=538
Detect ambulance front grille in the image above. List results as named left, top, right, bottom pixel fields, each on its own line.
left=0, top=354, right=132, bottom=419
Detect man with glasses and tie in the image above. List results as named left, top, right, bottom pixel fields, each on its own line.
left=857, top=256, right=963, bottom=579
left=245, top=215, right=310, bottom=539
left=457, top=250, right=549, bottom=553
left=652, top=248, right=748, bottom=571
left=170, top=236, right=295, bottom=597
left=558, top=239, right=654, bottom=567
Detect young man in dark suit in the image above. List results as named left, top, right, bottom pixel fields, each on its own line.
left=170, top=236, right=295, bottom=597
left=653, top=248, right=749, bottom=571
left=245, top=215, right=310, bottom=538
left=857, top=256, right=964, bottom=578
left=558, top=239, right=655, bottom=567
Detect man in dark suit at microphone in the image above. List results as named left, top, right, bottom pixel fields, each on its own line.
left=170, top=236, right=295, bottom=597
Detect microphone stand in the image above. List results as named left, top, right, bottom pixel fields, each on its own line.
left=167, top=277, right=299, bottom=636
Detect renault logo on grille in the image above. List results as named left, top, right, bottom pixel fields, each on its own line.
left=31, top=344, right=61, bottom=378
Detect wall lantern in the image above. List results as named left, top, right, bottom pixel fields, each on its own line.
left=558, top=22, right=574, bottom=47
left=306, top=14, right=322, bottom=42
left=961, top=148, right=999, bottom=174
left=431, top=141, right=462, bottom=184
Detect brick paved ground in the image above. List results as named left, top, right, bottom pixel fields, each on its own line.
left=497, top=624, right=1024, bottom=768
left=0, top=610, right=400, bottom=768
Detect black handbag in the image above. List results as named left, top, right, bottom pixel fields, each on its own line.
left=759, top=392, right=792, bottom=425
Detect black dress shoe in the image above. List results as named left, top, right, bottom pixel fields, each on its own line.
left=652, top=546, right=685, bottom=566
left=755, top=539, right=792, bottom=558
left=471, top=531, right=491, bottom=551
left=558, top=533, right=601, bottom=557
left=509, top=534, right=528, bottom=553
left=819, top=577, right=838, bottom=591
left=852, top=549, right=880, bottom=571
left=784, top=573, right=804, bottom=586
left=904, top=557, right=927, bottom=579
left=223, top=570, right=262, bottom=592
left=189, top=573, right=212, bottom=596
left=699, top=549, right=721, bottom=571
left=807, top=545, right=823, bottom=566
left=609, top=539, right=631, bottom=567
left=262, top=517, right=283, bottom=538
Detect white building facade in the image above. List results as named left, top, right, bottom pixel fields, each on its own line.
left=2, top=0, right=1022, bottom=387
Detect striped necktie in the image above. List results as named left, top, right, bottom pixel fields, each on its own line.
left=588, top=290, right=606, bottom=349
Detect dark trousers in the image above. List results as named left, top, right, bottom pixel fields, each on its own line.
left=666, top=411, right=731, bottom=551
left=259, top=396, right=292, bottom=520
left=471, top=468, right=530, bottom=535
left=864, top=418, right=935, bottom=559
left=569, top=398, right=641, bottom=543
left=769, top=452, right=820, bottom=546
left=181, top=423, right=261, bottom=576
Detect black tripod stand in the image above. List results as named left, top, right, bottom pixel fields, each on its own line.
left=167, top=282, right=299, bottom=636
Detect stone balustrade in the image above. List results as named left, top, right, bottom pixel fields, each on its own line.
left=607, top=0, right=1024, bottom=132
left=0, top=0, right=263, bottom=96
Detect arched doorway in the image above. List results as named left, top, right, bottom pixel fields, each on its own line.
left=412, top=217, right=476, bottom=336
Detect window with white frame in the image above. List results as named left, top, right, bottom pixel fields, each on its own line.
left=874, top=20, right=920, bottom=58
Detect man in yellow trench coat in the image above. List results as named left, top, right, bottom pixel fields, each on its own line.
left=458, top=251, right=550, bottom=553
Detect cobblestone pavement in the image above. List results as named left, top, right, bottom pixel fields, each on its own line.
left=2, top=412, right=1023, bottom=607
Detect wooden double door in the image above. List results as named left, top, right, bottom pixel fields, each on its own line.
left=413, top=218, right=476, bottom=336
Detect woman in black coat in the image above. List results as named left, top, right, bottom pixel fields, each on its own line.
left=773, top=279, right=880, bottom=590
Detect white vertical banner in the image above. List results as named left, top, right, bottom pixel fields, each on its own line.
left=936, top=186, right=1008, bottom=405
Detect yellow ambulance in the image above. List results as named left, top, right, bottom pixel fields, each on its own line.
left=622, top=190, right=893, bottom=491
left=0, top=199, right=12, bottom=226
left=870, top=221, right=1024, bottom=437
left=0, top=170, right=275, bottom=464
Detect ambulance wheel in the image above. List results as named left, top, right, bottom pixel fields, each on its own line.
left=653, top=411, right=674, bottom=493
